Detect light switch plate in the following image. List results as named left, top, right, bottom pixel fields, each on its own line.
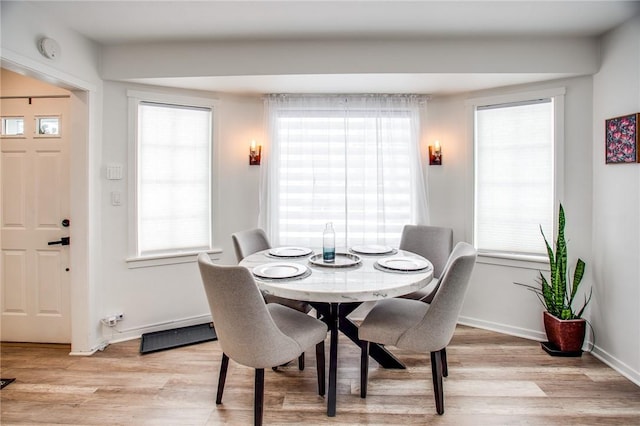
left=111, top=191, right=122, bottom=206
left=106, top=164, right=123, bottom=180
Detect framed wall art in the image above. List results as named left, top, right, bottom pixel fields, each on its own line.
left=605, top=113, right=639, bottom=164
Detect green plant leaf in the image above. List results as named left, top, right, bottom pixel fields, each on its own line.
left=537, top=274, right=553, bottom=313
left=575, top=288, right=593, bottom=318
left=555, top=204, right=568, bottom=314
left=514, top=281, right=548, bottom=311
left=541, top=225, right=555, bottom=275
left=570, top=258, right=586, bottom=300
left=560, top=308, right=572, bottom=320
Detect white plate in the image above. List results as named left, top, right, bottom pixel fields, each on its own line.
left=253, top=263, right=308, bottom=279
left=268, top=246, right=312, bottom=257
left=351, top=244, right=394, bottom=255
left=376, top=256, right=430, bottom=272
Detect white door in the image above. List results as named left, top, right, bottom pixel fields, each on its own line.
left=1, top=96, right=71, bottom=343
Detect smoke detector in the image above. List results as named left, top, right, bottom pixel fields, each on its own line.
left=38, top=37, right=60, bottom=60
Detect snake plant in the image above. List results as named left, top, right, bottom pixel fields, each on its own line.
left=518, top=204, right=591, bottom=320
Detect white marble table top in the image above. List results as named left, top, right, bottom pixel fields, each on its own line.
left=239, top=248, right=433, bottom=303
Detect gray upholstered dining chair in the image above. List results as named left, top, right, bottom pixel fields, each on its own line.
left=231, top=228, right=313, bottom=370
left=395, top=224, right=454, bottom=376
left=232, top=228, right=312, bottom=314
left=197, top=253, right=327, bottom=426
left=231, top=228, right=270, bottom=262
left=398, top=224, right=453, bottom=304
left=358, top=242, right=477, bottom=415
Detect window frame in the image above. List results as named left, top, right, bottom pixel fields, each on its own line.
left=465, top=87, right=565, bottom=269
left=1, top=116, right=25, bottom=136
left=34, top=115, right=61, bottom=137
left=125, top=90, right=221, bottom=268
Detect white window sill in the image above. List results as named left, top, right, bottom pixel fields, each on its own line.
left=126, top=248, right=223, bottom=269
left=477, top=251, right=550, bottom=271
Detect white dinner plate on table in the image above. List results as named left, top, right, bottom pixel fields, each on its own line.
left=351, top=244, right=394, bottom=255
left=376, top=256, right=430, bottom=272
left=268, top=246, right=313, bottom=257
left=253, top=263, right=309, bottom=279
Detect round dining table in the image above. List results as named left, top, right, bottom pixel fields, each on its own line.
left=239, top=247, right=433, bottom=417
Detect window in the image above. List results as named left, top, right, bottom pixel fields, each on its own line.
left=128, top=91, right=215, bottom=261
left=35, top=116, right=60, bottom=136
left=469, top=88, right=565, bottom=259
left=2, top=117, right=24, bottom=136
left=261, top=95, right=428, bottom=248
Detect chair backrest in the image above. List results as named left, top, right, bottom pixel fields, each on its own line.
left=396, top=242, right=477, bottom=353
left=399, top=225, right=453, bottom=279
left=197, top=253, right=301, bottom=368
left=231, top=228, right=271, bottom=262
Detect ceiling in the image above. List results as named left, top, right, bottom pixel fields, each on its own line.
left=25, top=0, right=640, bottom=95
left=29, top=0, right=639, bottom=43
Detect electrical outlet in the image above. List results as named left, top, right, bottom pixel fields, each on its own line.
left=101, top=313, right=124, bottom=327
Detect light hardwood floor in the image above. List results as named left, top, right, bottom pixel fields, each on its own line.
left=2, top=325, right=640, bottom=425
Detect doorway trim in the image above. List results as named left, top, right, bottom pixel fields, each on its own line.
left=2, top=47, right=101, bottom=355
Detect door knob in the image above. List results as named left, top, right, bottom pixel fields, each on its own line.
left=61, top=219, right=70, bottom=227
left=48, top=237, right=70, bottom=246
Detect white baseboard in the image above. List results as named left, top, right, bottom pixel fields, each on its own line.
left=590, top=344, right=640, bottom=387
left=69, top=340, right=109, bottom=356
left=458, top=315, right=547, bottom=342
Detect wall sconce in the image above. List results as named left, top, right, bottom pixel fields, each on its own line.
left=249, top=140, right=261, bottom=165
left=429, top=140, right=442, bottom=165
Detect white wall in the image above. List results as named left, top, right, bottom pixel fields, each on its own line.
left=100, top=81, right=264, bottom=341
left=427, top=75, right=595, bottom=343
left=592, top=15, right=640, bottom=384
left=0, top=2, right=101, bottom=83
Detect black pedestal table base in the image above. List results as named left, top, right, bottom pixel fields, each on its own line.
left=312, top=302, right=406, bottom=417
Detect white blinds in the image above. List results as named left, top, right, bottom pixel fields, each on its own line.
left=137, top=102, right=212, bottom=255
left=474, top=98, right=554, bottom=255
left=261, top=95, right=428, bottom=248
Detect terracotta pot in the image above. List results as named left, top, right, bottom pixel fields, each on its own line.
left=543, top=311, right=586, bottom=353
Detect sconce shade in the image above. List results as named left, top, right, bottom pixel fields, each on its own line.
left=250, top=141, right=262, bottom=165
left=429, top=142, right=442, bottom=165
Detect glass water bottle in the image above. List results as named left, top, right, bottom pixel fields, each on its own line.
left=323, top=222, right=336, bottom=263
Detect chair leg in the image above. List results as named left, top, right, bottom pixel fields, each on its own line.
left=316, top=341, right=326, bottom=396
left=254, top=368, right=265, bottom=426
left=441, top=348, right=448, bottom=377
left=430, top=351, right=444, bottom=415
left=360, top=340, right=369, bottom=398
left=216, top=353, right=229, bottom=404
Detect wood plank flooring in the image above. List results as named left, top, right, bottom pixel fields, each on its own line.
left=2, top=325, right=640, bottom=425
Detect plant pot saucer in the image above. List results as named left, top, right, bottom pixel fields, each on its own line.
left=541, top=341, right=583, bottom=357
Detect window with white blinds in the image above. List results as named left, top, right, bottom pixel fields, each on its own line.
left=135, top=101, right=212, bottom=256
left=473, top=97, right=556, bottom=256
left=262, top=95, right=428, bottom=249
